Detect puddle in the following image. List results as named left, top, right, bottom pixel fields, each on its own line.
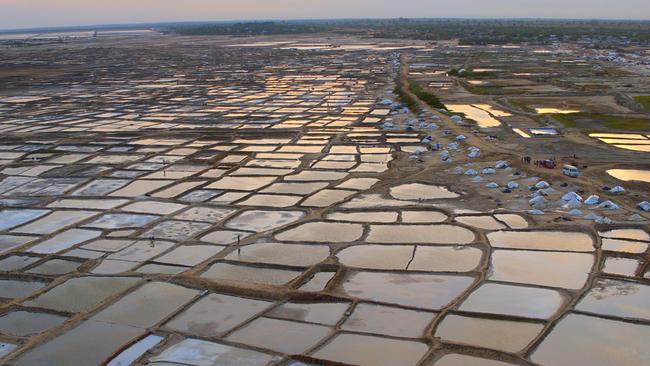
left=342, top=303, right=434, bottom=338
left=327, top=211, right=398, bottom=223
left=599, top=229, right=649, bottom=241
left=107, top=334, right=164, bottom=366
left=150, top=338, right=274, bottom=366
left=136, top=264, right=187, bottom=275
left=576, top=278, right=649, bottom=321
left=24, top=276, right=139, bottom=312
left=603, top=257, right=639, bottom=276
left=301, top=189, right=356, bottom=207
left=231, top=167, right=294, bottom=176
left=154, top=245, right=222, bottom=266
left=337, top=245, right=481, bottom=272
left=121, top=201, right=186, bottom=215
left=0, top=255, right=40, bottom=271
left=455, top=216, right=505, bottom=230
left=460, top=283, right=564, bottom=319
left=48, top=198, right=128, bottom=210
left=201, top=230, right=252, bottom=245
left=201, top=262, right=302, bottom=286
left=535, top=108, right=580, bottom=114
left=312, top=333, right=429, bottom=366
left=433, top=354, right=517, bottom=366
left=390, top=183, right=459, bottom=200
left=107, top=240, right=174, bottom=262
left=409, top=246, right=483, bottom=272
left=226, top=317, right=330, bottom=354
left=73, top=179, right=130, bottom=196
left=26, top=259, right=81, bottom=275
left=0, top=209, right=50, bottom=231
left=342, top=194, right=420, bottom=209
left=238, top=194, right=302, bottom=207
left=340, top=271, right=474, bottom=309
left=226, top=210, right=305, bottom=232
left=109, top=180, right=173, bottom=197
left=85, top=213, right=159, bottom=229
left=0, top=311, right=67, bottom=337
left=607, top=169, right=650, bottom=183
left=300, top=271, right=336, bottom=291
left=402, top=210, right=448, bottom=223
left=92, top=282, right=199, bottom=328
left=225, top=242, right=329, bottom=267
left=142, top=220, right=211, bottom=241
left=336, top=178, right=379, bottom=190
left=276, top=222, right=364, bottom=243
left=14, top=320, right=143, bottom=366
left=207, top=176, right=276, bottom=191
left=285, top=170, right=348, bottom=181
left=0, top=235, right=38, bottom=254
left=92, top=259, right=137, bottom=274
left=494, top=214, right=528, bottom=229
left=447, top=104, right=502, bottom=128
left=262, top=182, right=329, bottom=195
left=174, top=206, right=235, bottom=223
left=338, top=245, right=414, bottom=270
left=602, top=238, right=648, bottom=254
left=0, top=279, right=46, bottom=299
left=612, top=144, right=650, bottom=152
left=490, top=250, right=593, bottom=289
left=367, top=225, right=475, bottom=244
left=531, top=314, right=650, bottom=366
left=435, top=314, right=544, bottom=353
left=487, top=231, right=593, bottom=252
left=28, top=229, right=101, bottom=254
left=166, top=293, right=273, bottom=337
left=267, top=302, right=348, bottom=325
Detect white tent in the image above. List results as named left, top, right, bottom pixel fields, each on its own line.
left=637, top=201, right=650, bottom=212
left=529, top=196, right=547, bottom=208
left=584, top=195, right=600, bottom=205
left=568, top=209, right=583, bottom=216
left=596, top=216, right=613, bottom=224
left=609, top=186, right=625, bottom=194
left=535, top=181, right=550, bottom=189
left=598, top=200, right=620, bottom=210
left=507, top=181, right=519, bottom=189
left=562, top=198, right=582, bottom=209
left=562, top=192, right=583, bottom=202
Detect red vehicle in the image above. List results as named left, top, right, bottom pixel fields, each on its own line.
left=540, top=160, right=557, bottom=169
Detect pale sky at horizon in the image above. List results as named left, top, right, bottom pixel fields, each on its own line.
left=1, top=0, right=649, bottom=30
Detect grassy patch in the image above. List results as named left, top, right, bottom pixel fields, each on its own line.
left=551, top=113, right=577, bottom=128
left=393, top=85, right=422, bottom=115
left=508, top=99, right=535, bottom=113
left=462, top=82, right=509, bottom=95
left=409, top=81, right=446, bottom=109
left=633, top=96, right=650, bottom=111
left=448, top=68, right=497, bottom=78
left=552, top=112, right=650, bottom=131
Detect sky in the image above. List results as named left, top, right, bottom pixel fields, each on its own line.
left=1, top=0, right=649, bottom=30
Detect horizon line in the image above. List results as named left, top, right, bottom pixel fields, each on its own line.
left=2, top=16, right=650, bottom=34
